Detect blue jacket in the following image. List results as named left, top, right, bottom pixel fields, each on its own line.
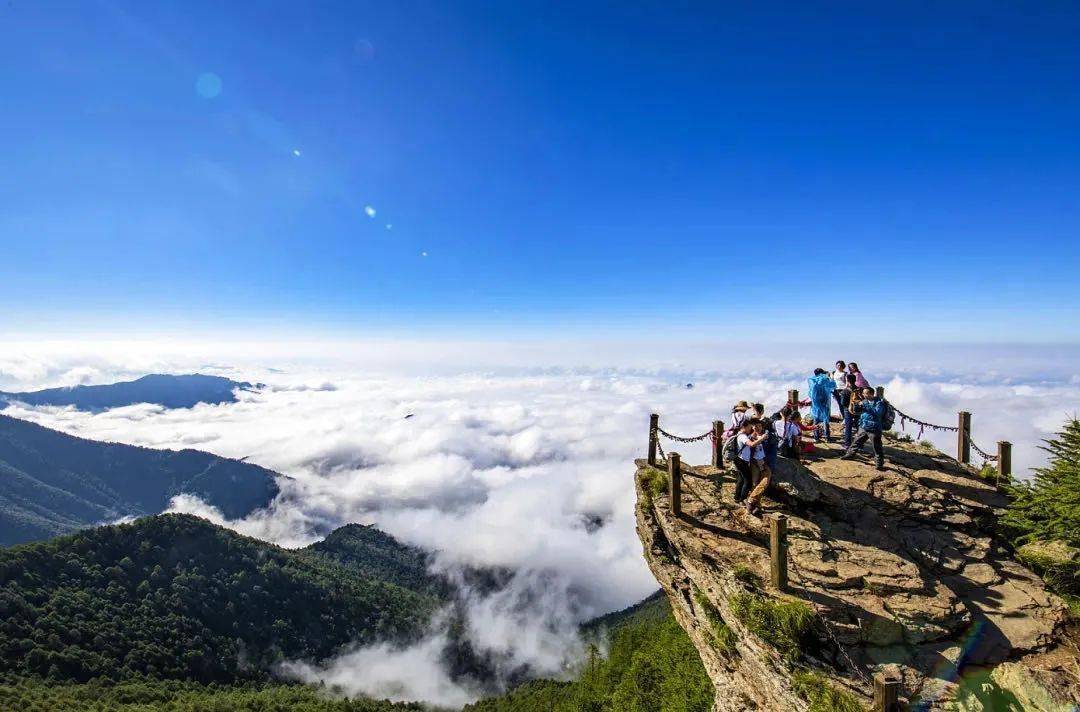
left=807, top=373, right=835, bottom=425
left=856, top=398, right=886, bottom=433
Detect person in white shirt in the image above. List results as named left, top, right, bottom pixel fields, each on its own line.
left=782, top=418, right=800, bottom=457
left=775, top=406, right=799, bottom=458
left=733, top=420, right=765, bottom=503
left=832, top=361, right=848, bottom=414
left=724, top=400, right=751, bottom=438
left=744, top=419, right=773, bottom=517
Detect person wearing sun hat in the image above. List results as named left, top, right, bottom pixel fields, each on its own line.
left=724, top=401, right=751, bottom=438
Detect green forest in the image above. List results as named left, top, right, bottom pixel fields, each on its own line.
left=1001, top=417, right=1080, bottom=609
left=0, top=514, right=440, bottom=683
left=464, top=594, right=714, bottom=712
left=0, top=678, right=423, bottom=712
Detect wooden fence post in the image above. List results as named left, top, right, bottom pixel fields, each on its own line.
left=957, top=411, right=971, bottom=464
left=711, top=420, right=724, bottom=467
left=872, top=674, right=900, bottom=711
left=788, top=389, right=799, bottom=408
left=668, top=453, right=682, bottom=518
left=648, top=414, right=659, bottom=466
left=770, top=515, right=788, bottom=591
left=997, top=441, right=1012, bottom=489
left=712, top=423, right=721, bottom=468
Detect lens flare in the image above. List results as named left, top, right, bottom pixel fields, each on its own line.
left=195, top=72, right=222, bottom=99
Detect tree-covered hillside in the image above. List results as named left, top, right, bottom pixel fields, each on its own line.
left=0, top=678, right=423, bottom=712
left=304, top=523, right=445, bottom=598
left=0, top=514, right=439, bottom=683
left=464, top=593, right=714, bottom=712
left=0, top=373, right=256, bottom=411
left=0, top=415, right=279, bottom=546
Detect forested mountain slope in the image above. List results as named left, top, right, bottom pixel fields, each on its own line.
left=0, top=679, right=424, bottom=712
left=464, top=593, right=713, bottom=712
left=0, top=514, right=440, bottom=683
left=306, top=522, right=447, bottom=598
left=0, top=415, right=279, bottom=546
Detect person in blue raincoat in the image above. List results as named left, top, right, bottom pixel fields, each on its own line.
left=807, top=368, right=836, bottom=442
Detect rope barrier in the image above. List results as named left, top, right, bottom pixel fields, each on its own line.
left=653, top=392, right=1000, bottom=467
left=968, top=431, right=999, bottom=463
left=786, top=545, right=871, bottom=684
left=893, top=408, right=958, bottom=440
left=656, top=425, right=714, bottom=444
left=646, top=391, right=1006, bottom=695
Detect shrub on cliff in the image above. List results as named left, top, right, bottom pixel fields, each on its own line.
left=1001, top=418, right=1080, bottom=600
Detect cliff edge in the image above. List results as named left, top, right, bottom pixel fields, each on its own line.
left=634, top=440, right=1079, bottom=710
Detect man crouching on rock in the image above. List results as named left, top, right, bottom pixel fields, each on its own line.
left=841, top=387, right=887, bottom=470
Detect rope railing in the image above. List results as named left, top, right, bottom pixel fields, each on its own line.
left=786, top=543, right=871, bottom=684
left=968, top=431, right=999, bottom=463
left=648, top=389, right=1009, bottom=709
left=646, top=386, right=1013, bottom=481
left=656, top=425, right=714, bottom=444
left=893, top=408, right=958, bottom=439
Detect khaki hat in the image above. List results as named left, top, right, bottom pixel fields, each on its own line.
left=733, top=400, right=750, bottom=412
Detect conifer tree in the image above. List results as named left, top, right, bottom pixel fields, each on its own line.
left=1002, top=418, right=1080, bottom=548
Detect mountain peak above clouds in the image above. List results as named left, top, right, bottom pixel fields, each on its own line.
left=0, top=373, right=261, bottom=412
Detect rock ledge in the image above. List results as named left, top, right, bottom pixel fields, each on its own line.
left=634, top=440, right=1079, bottom=710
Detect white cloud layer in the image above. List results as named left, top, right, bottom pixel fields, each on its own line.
left=280, top=630, right=480, bottom=708
left=1, top=340, right=1078, bottom=706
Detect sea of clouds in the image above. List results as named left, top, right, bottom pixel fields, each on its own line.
left=1, top=339, right=1078, bottom=706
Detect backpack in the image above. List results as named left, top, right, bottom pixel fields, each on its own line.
left=722, top=434, right=740, bottom=463
left=762, top=421, right=779, bottom=447
left=881, top=401, right=896, bottom=431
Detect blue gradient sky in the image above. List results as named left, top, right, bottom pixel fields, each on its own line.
left=2, top=2, right=1079, bottom=340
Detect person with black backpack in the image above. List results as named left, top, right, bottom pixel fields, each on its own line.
left=726, top=420, right=766, bottom=503
left=841, top=387, right=889, bottom=470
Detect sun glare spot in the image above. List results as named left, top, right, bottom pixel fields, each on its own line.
left=195, top=72, right=223, bottom=99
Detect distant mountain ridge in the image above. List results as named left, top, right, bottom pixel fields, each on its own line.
left=0, top=373, right=259, bottom=411
left=0, top=415, right=280, bottom=546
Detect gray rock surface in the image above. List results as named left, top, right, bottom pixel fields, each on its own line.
left=635, top=438, right=1079, bottom=711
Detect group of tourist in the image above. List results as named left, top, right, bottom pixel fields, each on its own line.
left=722, top=361, right=892, bottom=517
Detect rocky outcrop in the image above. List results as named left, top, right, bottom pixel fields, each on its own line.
left=635, top=439, right=1079, bottom=711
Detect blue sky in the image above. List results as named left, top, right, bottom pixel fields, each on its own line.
left=2, top=1, right=1079, bottom=340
